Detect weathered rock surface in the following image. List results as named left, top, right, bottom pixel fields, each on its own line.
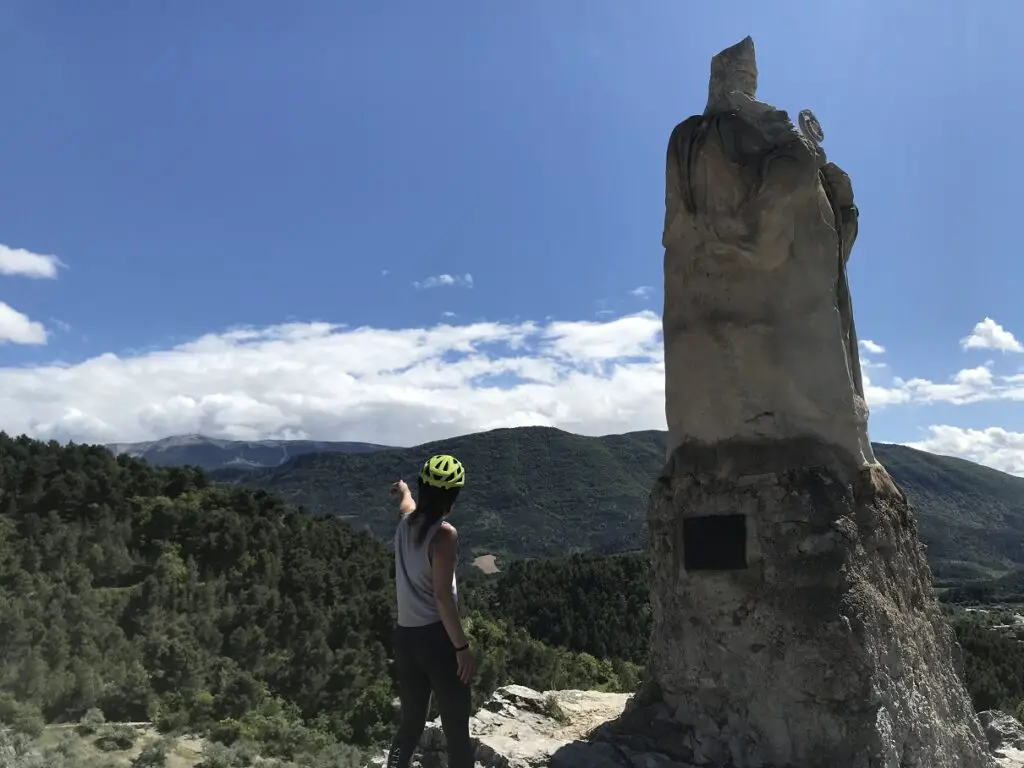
left=632, top=36, right=994, bottom=767
left=632, top=445, right=995, bottom=767
left=365, top=689, right=1023, bottom=768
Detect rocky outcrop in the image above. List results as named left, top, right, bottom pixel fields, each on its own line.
left=980, top=710, right=1024, bottom=767
left=364, top=684, right=699, bottom=767
left=366, top=685, right=633, bottom=768
left=630, top=36, right=995, bottom=767
left=632, top=447, right=995, bottom=767
left=425, top=686, right=630, bottom=768
left=364, top=687, right=1023, bottom=768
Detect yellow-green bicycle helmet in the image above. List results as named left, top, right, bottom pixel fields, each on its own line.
left=418, top=454, right=465, bottom=490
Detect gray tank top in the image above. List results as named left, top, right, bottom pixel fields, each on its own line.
left=394, top=514, right=459, bottom=627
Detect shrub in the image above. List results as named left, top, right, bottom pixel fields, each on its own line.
left=94, top=724, right=138, bottom=751
left=196, top=742, right=249, bottom=768
left=0, top=695, right=45, bottom=738
left=77, top=707, right=106, bottom=736
left=131, top=738, right=174, bottom=767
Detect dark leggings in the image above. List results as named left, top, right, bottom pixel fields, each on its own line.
left=386, top=621, right=474, bottom=768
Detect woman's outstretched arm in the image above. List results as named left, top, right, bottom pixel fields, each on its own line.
left=390, top=479, right=416, bottom=516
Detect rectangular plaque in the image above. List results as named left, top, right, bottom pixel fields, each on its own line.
left=683, top=514, right=747, bottom=570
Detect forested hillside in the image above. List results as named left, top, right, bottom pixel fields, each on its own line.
left=473, top=553, right=652, bottom=664
left=215, top=426, right=1024, bottom=579
left=217, top=427, right=665, bottom=559
left=0, top=430, right=1020, bottom=766
left=872, top=443, right=1024, bottom=580
left=0, top=433, right=640, bottom=765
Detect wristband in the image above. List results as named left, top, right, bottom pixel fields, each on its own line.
left=454, top=643, right=469, bottom=652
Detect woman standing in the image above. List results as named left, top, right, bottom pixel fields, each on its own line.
left=385, top=454, right=476, bottom=768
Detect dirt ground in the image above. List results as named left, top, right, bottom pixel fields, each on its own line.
left=472, top=554, right=500, bottom=574
left=38, top=723, right=208, bottom=767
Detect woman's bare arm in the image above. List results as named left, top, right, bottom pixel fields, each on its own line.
left=430, top=524, right=469, bottom=648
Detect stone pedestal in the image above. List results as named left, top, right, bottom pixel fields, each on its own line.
left=624, top=439, right=992, bottom=767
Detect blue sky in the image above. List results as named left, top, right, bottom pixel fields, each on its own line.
left=0, top=1, right=1021, bottom=473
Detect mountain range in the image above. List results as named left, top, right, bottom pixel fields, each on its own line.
left=106, top=433, right=385, bottom=469
left=149, top=427, right=1024, bottom=583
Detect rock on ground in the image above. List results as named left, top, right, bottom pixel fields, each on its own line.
left=981, top=710, right=1024, bottom=768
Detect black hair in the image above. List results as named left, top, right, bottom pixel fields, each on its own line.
left=409, top=477, right=461, bottom=546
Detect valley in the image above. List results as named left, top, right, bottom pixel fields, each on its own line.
left=193, top=426, right=1024, bottom=583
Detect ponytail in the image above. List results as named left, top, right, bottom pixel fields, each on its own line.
left=409, top=478, right=461, bottom=546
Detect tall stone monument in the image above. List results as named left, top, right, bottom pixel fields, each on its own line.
left=621, top=37, right=993, bottom=768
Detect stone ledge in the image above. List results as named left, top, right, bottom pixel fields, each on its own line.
left=367, top=686, right=1024, bottom=767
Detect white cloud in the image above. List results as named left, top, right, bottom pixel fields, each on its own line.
left=542, top=314, right=662, bottom=363
left=0, top=313, right=663, bottom=446
left=961, top=318, right=1022, bottom=353
left=0, top=243, right=59, bottom=342
left=630, top=285, right=653, bottom=298
left=859, top=339, right=885, bottom=354
left=904, top=425, right=1024, bottom=477
left=413, top=273, right=474, bottom=290
left=0, top=316, right=1021, bottom=474
left=863, top=363, right=1024, bottom=408
left=0, top=302, right=48, bottom=345
left=0, top=244, right=62, bottom=279
left=442, top=311, right=457, bottom=318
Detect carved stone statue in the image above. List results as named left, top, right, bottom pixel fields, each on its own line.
left=600, top=37, right=994, bottom=768
left=663, top=36, right=872, bottom=473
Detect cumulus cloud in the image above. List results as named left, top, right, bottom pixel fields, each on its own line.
left=859, top=339, right=885, bottom=354
left=0, top=302, right=48, bottom=345
left=2, top=314, right=666, bottom=446
left=904, top=425, right=1024, bottom=477
left=863, top=364, right=1024, bottom=408
left=0, top=315, right=1021, bottom=473
left=0, top=244, right=62, bottom=279
left=961, top=318, right=1022, bottom=353
left=630, top=286, right=653, bottom=298
left=413, top=273, right=474, bottom=290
